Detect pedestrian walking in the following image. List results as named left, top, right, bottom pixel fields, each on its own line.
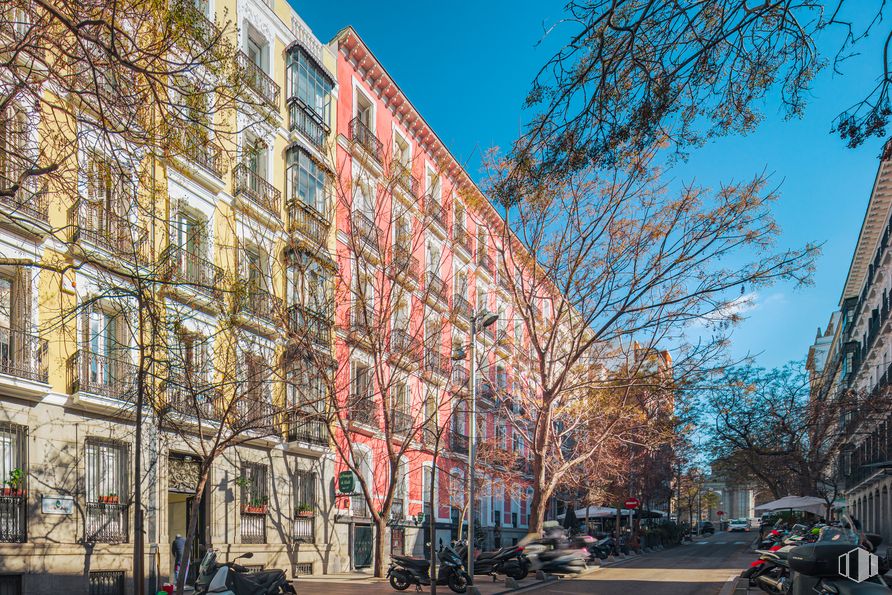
left=172, top=534, right=187, bottom=583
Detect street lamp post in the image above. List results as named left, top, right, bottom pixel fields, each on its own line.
left=463, top=309, right=497, bottom=592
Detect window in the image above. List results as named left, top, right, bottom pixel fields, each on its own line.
left=355, top=92, right=373, bottom=130
left=87, top=308, right=126, bottom=386
left=421, top=464, right=433, bottom=512
left=84, top=438, right=129, bottom=543
left=454, top=203, right=465, bottom=229
left=426, top=170, right=441, bottom=202
left=240, top=462, right=268, bottom=544
left=393, top=382, right=408, bottom=414
left=243, top=353, right=270, bottom=407
left=0, top=423, right=27, bottom=543
left=352, top=362, right=372, bottom=400
left=286, top=147, right=328, bottom=214
left=393, top=133, right=410, bottom=167
left=170, top=330, right=209, bottom=385
left=242, top=247, right=266, bottom=295
left=286, top=251, right=331, bottom=316
left=287, top=46, right=332, bottom=123
left=495, top=419, right=507, bottom=449
left=287, top=360, right=326, bottom=414
left=427, top=241, right=441, bottom=273
left=244, top=137, right=268, bottom=183
left=246, top=34, right=268, bottom=72
left=0, top=106, right=28, bottom=189
left=293, top=469, right=316, bottom=542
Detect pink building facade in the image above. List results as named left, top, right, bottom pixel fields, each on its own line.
left=329, top=28, right=537, bottom=568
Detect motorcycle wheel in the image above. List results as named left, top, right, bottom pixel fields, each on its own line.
left=508, top=564, right=529, bottom=581
left=447, top=572, right=468, bottom=594
left=389, top=573, right=411, bottom=591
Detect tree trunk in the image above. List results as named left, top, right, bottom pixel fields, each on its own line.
left=373, top=515, right=387, bottom=578
left=528, top=483, right=547, bottom=534
left=176, top=468, right=210, bottom=595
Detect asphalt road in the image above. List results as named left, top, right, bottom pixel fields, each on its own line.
left=529, top=532, right=754, bottom=595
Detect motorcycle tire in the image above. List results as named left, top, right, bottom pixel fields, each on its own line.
left=281, top=584, right=297, bottom=594
left=507, top=565, right=529, bottom=581
left=389, top=573, right=411, bottom=591
left=447, top=571, right=469, bottom=594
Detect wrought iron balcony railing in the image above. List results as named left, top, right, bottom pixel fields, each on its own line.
left=286, top=409, right=328, bottom=446
left=424, top=349, right=448, bottom=378
left=177, top=0, right=218, bottom=48
left=392, top=162, right=420, bottom=198
left=391, top=246, right=419, bottom=284
left=0, top=325, right=48, bottom=384
left=452, top=293, right=472, bottom=321
left=477, top=251, right=494, bottom=275
left=287, top=304, right=332, bottom=346
left=346, top=394, right=377, bottom=425
left=233, top=164, right=281, bottom=218
left=425, top=271, right=448, bottom=303
left=241, top=511, right=266, bottom=544
left=450, top=431, right=469, bottom=454
left=169, top=126, right=226, bottom=179
left=0, top=188, right=49, bottom=224
left=352, top=210, right=378, bottom=250
left=241, top=288, right=283, bottom=325
left=288, top=200, right=330, bottom=247
left=161, top=244, right=223, bottom=298
left=0, top=495, right=26, bottom=543
left=451, top=364, right=469, bottom=391
left=288, top=98, right=328, bottom=150
left=424, top=196, right=447, bottom=230
left=390, top=328, right=422, bottom=361
left=389, top=409, right=414, bottom=435
left=349, top=117, right=383, bottom=164
left=69, top=198, right=148, bottom=260
left=68, top=350, right=136, bottom=401
left=453, top=224, right=472, bottom=255
left=85, top=502, right=128, bottom=543
left=236, top=51, right=280, bottom=110
left=166, top=379, right=223, bottom=421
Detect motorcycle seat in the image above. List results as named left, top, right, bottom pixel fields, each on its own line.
left=392, top=555, right=430, bottom=570
left=231, top=570, right=284, bottom=593
left=477, top=548, right=512, bottom=561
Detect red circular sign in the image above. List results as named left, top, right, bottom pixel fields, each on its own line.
left=624, top=498, right=640, bottom=510
left=717, top=511, right=725, bottom=516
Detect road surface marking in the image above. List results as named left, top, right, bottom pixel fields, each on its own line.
left=734, top=541, right=747, bottom=545
left=714, top=541, right=726, bottom=544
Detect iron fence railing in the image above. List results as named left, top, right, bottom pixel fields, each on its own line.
left=424, top=196, right=447, bottom=230
left=293, top=516, right=314, bottom=542
left=349, top=117, right=383, bottom=163
left=69, top=198, right=148, bottom=260
left=0, top=325, right=48, bottom=383
left=392, top=162, right=420, bottom=198
left=236, top=51, right=280, bottom=110
left=425, top=271, right=448, bottom=303
left=241, top=511, right=266, bottom=544
left=391, top=246, right=419, bottom=284
left=0, top=496, right=26, bottom=543
left=453, top=224, right=472, bottom=254
left=85, top=502, right=128, bottom=543
left=452, top=294, right=472, bottom=321
left=233, top=163, right=281, bottom=217
left=390, top=328, right=421, bottom=361
left=347, top=394, right=377, bottom=425
left=169, top=126, right=226, bottom=179
left=0, top=189, right=49, bottom=224
left=287, top=304, right=332, bottom=346
left=352, top=210, right=378, bottom=249
left=166, top=380, right=223, bottom=421
left=450, top=431, right=469, bottom=454
left=477, top=251, right=494, bottom=275
left=286, top=410, right=328, bottom=446
left=68, top=350, right=135, bottom=401
left=288, top=97, right=329, bottom=150
left=161, top=244, right=223, bottom=298
left=242, top=288, right=283, bottom=324
left=288, top=200, right=329, bottom=246
left=390, top=409, right=413, bottom=435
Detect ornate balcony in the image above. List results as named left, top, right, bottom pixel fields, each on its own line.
left=391, top=246, right=419, bottom=286
left=424, top=348, right=448, bottom=379
left=286, top=410, right=328, bottom=446
left=166, top=380, right=223, bottom=421
left=287, top=304, right=332, bottom=347
left=424, top=196, right=447, bottom=231
left=453, top=223, right=472, bottom=255
left=236, top=50, right=280, bottom=110
left=288, top=200, right=329, bottom=247
left=425, top=271, right=448, bottom=304
left=450, top=431, right=469, bottom=455
left=161, top=244, right=223, bottom=299
left=241, top=288, right=283, bottom=325
left=477, top=251, right=494, bottom=276
left=346, top=394, right=377, bottom=426
left=389, top=409, right=414, bottom=435
left=0, top=326, right=48, bottom=384
left=392, top=162, right=420, bottom=198
left=389, top=328, right=422, bottom=366
left=233, top=164, right=281, bottom=218
left=289, top=98, right=328, bottom=150
left=168, top=126, right=226, bottom=179
left=176, top=0, right=218, bottom=48
left=68, top=350, right=136, bottom=402
left=69, top=198, right=148, bottom=261
left=451, top=364, right=469, bottom=392
left=452, top=294, right=472, bottom=322
left=349, top=117, right=383, bottom=164
left=352, top=210, right=378, bottom=251
left=0, top=188, right=49, bottom=225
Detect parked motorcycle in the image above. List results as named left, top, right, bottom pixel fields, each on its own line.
left=522, top=527, right=590, bottom=575
left=387, top=543, right=471, bottom=593
left=194, top=550, right=296, bottom=595
left=587, top=536, right=613, bottom=560
left=454, top=541, right=530, bottom=580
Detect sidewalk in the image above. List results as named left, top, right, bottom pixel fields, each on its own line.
left=293, top=572, right=547, bottom=595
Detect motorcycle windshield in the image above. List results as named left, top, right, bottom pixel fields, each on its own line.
left=197, top=549, right=218, bottom=583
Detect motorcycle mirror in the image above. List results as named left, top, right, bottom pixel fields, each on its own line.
left=238, top=552, right=254, bottom=560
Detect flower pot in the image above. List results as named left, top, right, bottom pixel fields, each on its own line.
left=107, top=496, right=119, bottom=504
left=297, top=510, right=314, bottom=518
left=1, top=488, right=11, bottom=496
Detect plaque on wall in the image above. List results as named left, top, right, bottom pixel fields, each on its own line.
left=42, top=495, right=75, bottom=515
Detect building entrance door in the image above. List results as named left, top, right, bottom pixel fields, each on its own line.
left=168, top=454, right=207, bottom=585
left=353, top=524, right=373, bottom=569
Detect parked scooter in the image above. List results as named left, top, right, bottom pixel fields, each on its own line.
left=587, top=536, right=613, bottom=561
left=194, top=550, right=296, bottom=595
left=453, top=541, right=530, bottom=580
left=387, top=542, right=471, bottom=593
left=522, top=526, right=589, bottom=575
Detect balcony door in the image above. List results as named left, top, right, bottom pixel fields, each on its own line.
left=174, top=212, right=204, bottom=281
left=88, top=309, right=121, bottom=387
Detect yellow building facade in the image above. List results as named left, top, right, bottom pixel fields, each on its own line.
left=0, top=0, right=347, bottom=593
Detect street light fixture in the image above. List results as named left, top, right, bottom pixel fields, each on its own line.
left=466, top=309, right=497, bottom=591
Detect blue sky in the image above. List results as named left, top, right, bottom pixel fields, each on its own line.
left=295, top=1, right=888, bottom=370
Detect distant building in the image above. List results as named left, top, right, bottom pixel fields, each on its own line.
left=703, top=477, right=756, bottom=522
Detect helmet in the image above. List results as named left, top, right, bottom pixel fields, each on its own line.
left=810, top=527, right=820, bottom=536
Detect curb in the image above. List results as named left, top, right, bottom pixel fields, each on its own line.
left=490, top=575, right=558, bottom=595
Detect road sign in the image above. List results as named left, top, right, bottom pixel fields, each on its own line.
left=623, top=497, right=640, bottom=510
left=717, top=510, right=725, bottom=517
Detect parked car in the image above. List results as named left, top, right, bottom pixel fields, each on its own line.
left=728, top=518, right=749, bottom=532
left=698, top=521, right=715, bottom=535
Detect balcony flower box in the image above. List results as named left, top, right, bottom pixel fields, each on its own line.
left=242, top=503, right=268, bottom=515
left=1, top=487, right=25, bottom=497
left=99, top=495, right=119, bottom=504
left=296, top=509, right=314, bottom=518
